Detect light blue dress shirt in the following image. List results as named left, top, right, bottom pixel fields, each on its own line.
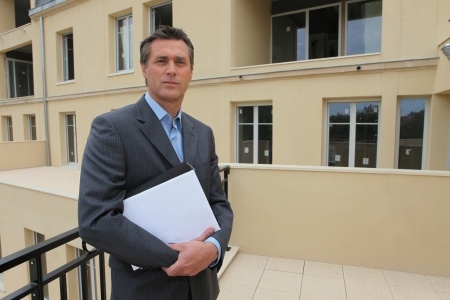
left=144, top=93, right=221, bottom=267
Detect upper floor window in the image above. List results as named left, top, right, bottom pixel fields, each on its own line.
left=237, top=105, right=273, bottom=164
left=62, top=33, right=74, bottom=81
left=397, top=98, right=427, bottom=170
left=116, top=15, right=133, bottom=72
left=271, top=0, right=382, bottom=63
left=346, top=0, right=382, bottom=55
left=7, top=58, right=34, bottom=98
left=151, top=2, right=172, bottom=33
left=327, top=101, right=380, bottom=167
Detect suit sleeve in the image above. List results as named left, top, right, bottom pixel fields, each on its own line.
left=78, top=114, right=178, bottom=268
left=203, top=130, right=234, bottom=271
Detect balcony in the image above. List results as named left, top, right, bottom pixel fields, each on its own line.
left=0, top=165, right=449, bottom=299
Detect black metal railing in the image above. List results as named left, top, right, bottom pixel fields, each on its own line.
left=0, top=165, right=230, bottom=300
left=0, top=228, right=106, bottom=300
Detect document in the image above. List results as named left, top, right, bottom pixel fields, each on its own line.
left=123, top=165, right=220, bottom=245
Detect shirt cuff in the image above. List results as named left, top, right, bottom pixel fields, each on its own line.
left=205, top=237, right=221, bottom=267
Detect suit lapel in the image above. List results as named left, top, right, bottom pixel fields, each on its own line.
left=136, top=96, right=181, bottom=167
left=182, top=114, right=198, bottom=167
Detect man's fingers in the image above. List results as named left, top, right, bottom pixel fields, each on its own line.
left=192, top=227, right=215, bottom=242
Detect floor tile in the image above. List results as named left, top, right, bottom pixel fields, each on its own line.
left=219, top=264, right=264, bottom=288
left=301, top=274, right=346, bottom=300
left=345, top=278, right=393, bottom=300
left=438, top=292, right=450, bottom=300
left=230, top=253, right=269, bottom=269
left=389, top=285, right=441, bottom=300
left=252, top=288, right=300, bottom=300
left=383, top=270, right=434, bottom=290
left=427, top=275, right=450, bottom=293
left=343, top=265, right=387, bottom=283
left=304, top=260, right=344, bottom=278
left=265, top=257, right=304, bottom=273
left=217, top=283, right=256, bottom=300
left=258, top=269, right=302, bottom=293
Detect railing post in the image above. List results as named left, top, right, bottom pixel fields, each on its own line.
left=99, top=252, right=107, bottom=300
left=29, top=257, right=43, bottom=300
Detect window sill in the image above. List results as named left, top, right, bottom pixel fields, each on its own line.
left=108, top=70, right=134, bottom=77
left=56, top=80, right=75, bottom=86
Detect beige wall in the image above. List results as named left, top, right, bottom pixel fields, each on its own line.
left=0, top=183, right=96, bottom=299
left=0, top=141, right=47, bottom=170
left=227, top=164, right=450, bottom=277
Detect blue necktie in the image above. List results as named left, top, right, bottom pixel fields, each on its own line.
left=170, top=117, right=184, bottom=162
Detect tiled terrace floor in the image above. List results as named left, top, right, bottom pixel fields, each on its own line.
left=218, top=253, right=450, bottom=300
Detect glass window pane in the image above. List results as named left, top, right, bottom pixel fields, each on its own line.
left=347, top=0, right=382, bottom=55
left=258, top=125, right=272, bottom=164
left=258, top=106, right=272, bottom=123
left=272, top=12, right=306, bottom=63
left=398, top=99, right=425, bottom=170
left=356, top=102, right=379, bottom=123
left=329, top=124, right=349, bottom=166
left=8, top=60, right=15, bottom=98
left=355, top=124, right=378, bottom=167
left=309, top=6, right=339, bottom=59
left=329, top=103, right=350, bottom=123
left=238, top=107, right=254, bottom=123
left=152, top=3, right=173, bottom=32
left=238, top=125, right=253, bottom=163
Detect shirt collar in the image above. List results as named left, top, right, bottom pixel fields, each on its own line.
left=144, top=92, right=182, bottom=123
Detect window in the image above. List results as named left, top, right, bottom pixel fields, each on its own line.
left=397, top=98, right=427, bottom=170
left=66, top=114, right=78, bottom=164
left=77, top=249, right=98, bottom=300
left=237, top=105, right=273, bottom=164
left=33, top=232, right=49, bottom=300
left=116, top=15, right=133, bottom=72
left=271, top=0, right=382, bottom=63
left=7, top=58, right=34, bottom=98
left=346, top=0, right=382, bottom=55
left=327, top=101, right=380, bottom=167
left=27, top=115, right=37, bottom=140
left=4, top=116, right=13, bottom=141
left=151, top=2, right=172, bottom=32
left=62, top=33, right=74, bottom=81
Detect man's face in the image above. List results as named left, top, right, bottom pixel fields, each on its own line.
left=141, top=39, right=193, bottom=109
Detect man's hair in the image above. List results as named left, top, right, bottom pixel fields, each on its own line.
left=140, top=26, right=194, bottom=69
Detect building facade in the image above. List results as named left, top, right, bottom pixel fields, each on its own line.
left=1, top=0, right=450, bottom=298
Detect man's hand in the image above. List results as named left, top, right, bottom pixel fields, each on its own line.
left=162, top=227, right=218, bottom=277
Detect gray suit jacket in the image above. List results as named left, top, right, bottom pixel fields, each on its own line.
left=78, top=96, right=233, bottom=300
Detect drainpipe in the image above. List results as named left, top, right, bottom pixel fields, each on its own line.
left=40, top=16, right=51, bottom=166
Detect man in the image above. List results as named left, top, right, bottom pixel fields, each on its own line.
left=78, top=26, right=233, bottom=300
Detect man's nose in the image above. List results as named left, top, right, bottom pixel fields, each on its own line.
left=166, top=61, right=176, bottom=75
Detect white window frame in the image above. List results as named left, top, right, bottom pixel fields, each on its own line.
left=395, top=98, right=429, bottom=170
left=65, top=114, right=78, bottom=165
left=236, top=104, right=273, bottom=164
left=150, top=1, right=172, bottom=33
left=326, top=100, right=381, bottom=168
left=115, top=14, right=133, bottom=72
left=28, top=115, right=36, bottom=140
left=6, top=58, right=34, bottom=98
left=62, top=33, right=74, bottom=81
left=271, top=2, right=342, bottom=63
left=6, top=116, right=13, bottom=141
left=345, top=0, right=382, bottom=56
